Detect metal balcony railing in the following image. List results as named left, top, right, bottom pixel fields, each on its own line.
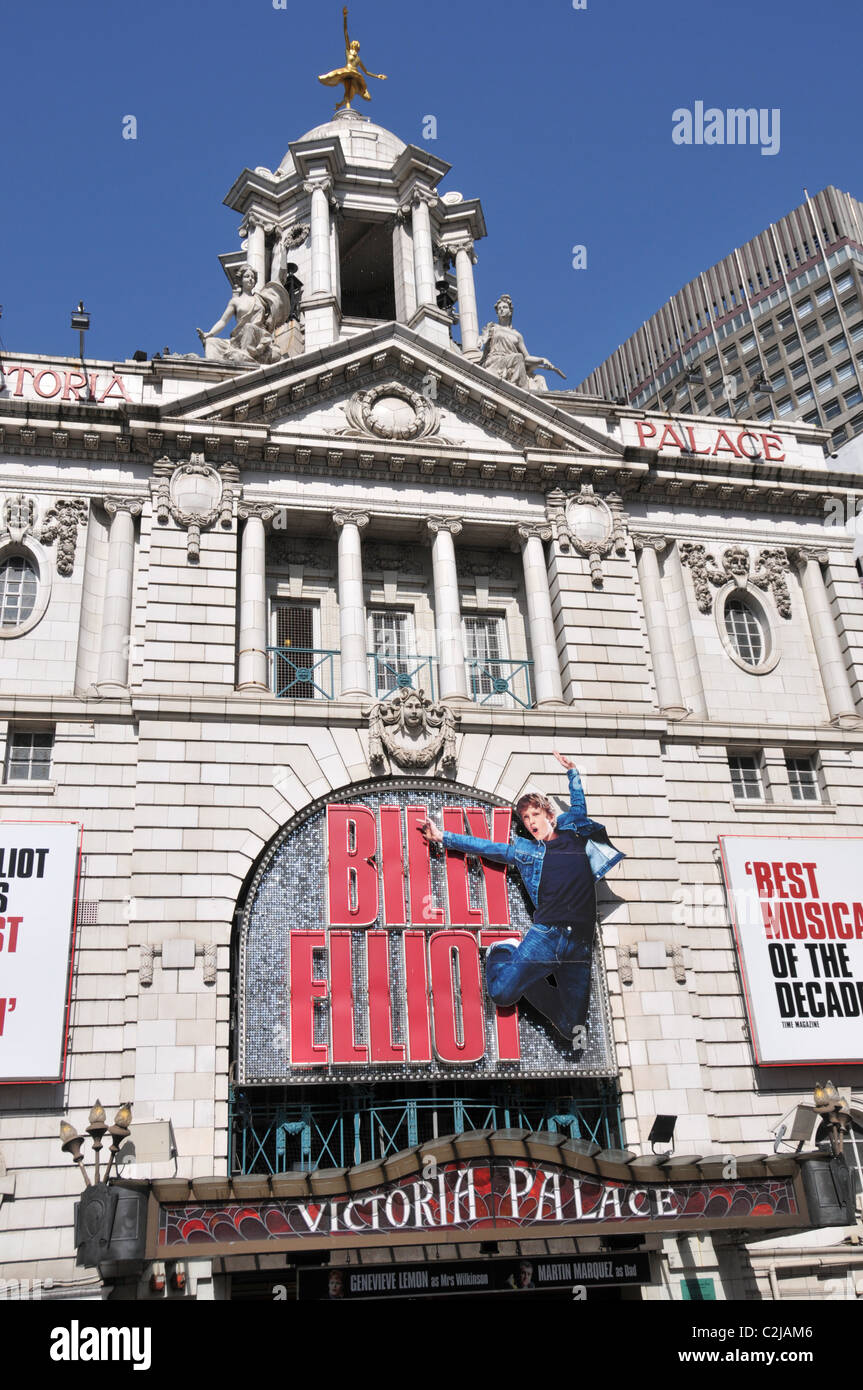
left=230, top=1083, right=622, bottom=1174
left=268, top=647, right=338, bottom=700
left=466, top=657, right=534, bottom=709
left=368, top=653, right=437, bottom=701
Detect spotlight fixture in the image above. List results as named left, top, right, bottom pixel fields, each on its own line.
left=70, top=301, right=90, bottom=360
left=648, top=1114, right=677, bottom=1154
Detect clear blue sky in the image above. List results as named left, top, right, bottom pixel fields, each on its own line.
left=3, top=0, right=862, bottom=387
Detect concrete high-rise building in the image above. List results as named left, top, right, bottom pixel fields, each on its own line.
left=577, top=187, right=863, bottom=455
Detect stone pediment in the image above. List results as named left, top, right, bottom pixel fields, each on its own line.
left=161, top=326, right=625, bottom=472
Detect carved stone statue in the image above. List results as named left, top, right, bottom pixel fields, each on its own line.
left=367, top=687, right=457, bottom=772
left=318, top=7, right=387, bottom=112
left=479, top=294, right=566, bottom=393
left=196, top=265, right=291, bottom=369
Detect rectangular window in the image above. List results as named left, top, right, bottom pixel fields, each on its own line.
left=845, top=386, right=863, bottom=407
left=729, top=753, right=764, bottom=801
left=271, top=603, right=319, bottom=698
left=836, top=359, right=855, bottom=381
left=853, top=322, right=863, bottom=342
left=816, top=371, right=834, bottom=394
left=829, top=334, right=848, bottom=355
left=463, top=614, right=511, bottom=707
left=796, top=384, right=814, bottom=403
left=822, top=308, right=841, bottom=329
left=796, top=297, right=813, bottom=318
left=776, top=309, right=795, bottom=329
left=740, top=333, right=756, bottom=352
left=764, top=344, right=782, bottom=366
left=842, top=294, right=860, bottom=315
left=823, top=398, right=842, bottom=420
left=782, top=333, right=800, bottom=353
left=705, top=356, right=720, bottom=374
left=832, top=426, right=847, bottom=446
left=835, top=270, right=854, bottom=291
left=4, top=728, right=53, bottom=783
left=723, top=344, right=739, bottom=363
left=790, top=359, right=808, bottom=380
left=785, top=754, right=820, bottom=802
left=816, top=284, right=834, bottom=305
left=776, top=395, right=794, bottom=416
left=369, top=609, right=415, bottom=698
left=769, top=370, right=787, bottom=389
left=759, top=322, right=776, bottom=341
left=809, top=345, right=827, bottom=366
left=803, top=321, right=821, bottom=342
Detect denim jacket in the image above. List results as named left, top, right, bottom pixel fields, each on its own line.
left=441, top=769, right=625, bottom=907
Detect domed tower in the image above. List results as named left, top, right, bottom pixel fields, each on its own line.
left=220, top=108, right=487, bottom=359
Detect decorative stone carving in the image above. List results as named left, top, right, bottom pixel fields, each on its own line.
left=751, top=547, right=792, bottom=618
left=3, top=494, right=37, bottom=543
left=39, top=498, right=89, bottom=576
left=456, top=551, right=515, bottom=581
left=267, top=536, right=332, bottom=569
left=547, top=485, right=628, bottom=587
left=150, top=455, right=238, bottom=562
left=201, top=942, right=217, bottom=986
left=479, top=293, right=565, bottom=392
left=335, top=381, right=441, bottom=442
left=680, top=542, right=793, bottom=617
left=367, top=686, right=458, bottom=772
left=678, top=542, right=728, bottom=613
left=140, top=943, right=155, bottom=987
left=365, top=544, right=417, bottom=573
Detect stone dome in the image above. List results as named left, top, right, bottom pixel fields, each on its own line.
left=277, top=114, right=406, bottom=176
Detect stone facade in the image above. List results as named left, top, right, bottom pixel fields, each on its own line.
left=1, top=114, right=862, bottom=1304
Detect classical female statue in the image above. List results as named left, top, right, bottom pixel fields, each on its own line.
left=318, top=7, right=387, bottom=112
left=479, top=294, right=566, bottom=392
left=197, top=265, right=290, bottom=368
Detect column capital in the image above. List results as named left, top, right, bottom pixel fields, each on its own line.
left=631, top=532, right=669, bottom=554
left=333, top=509, right=370, bottom=532
left=516, top=523, right=553, bottom=544
left=237, top=501, right=278, bottom=523
left=303, top=175, right=334, bottom=198
left=427, top=516, right=463, bottom=537
left=409, top=188, right=439, bottom=211
left=103, top=495, right=143, bottom=519
left=787, top=545, right=828, bottom=567
left=449, top=236, right=476, bottom=261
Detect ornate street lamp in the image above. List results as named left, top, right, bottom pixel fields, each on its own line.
left=813, top=1080, right=851, bottom=1158
left=59, top=1101, right=133, bottom=1188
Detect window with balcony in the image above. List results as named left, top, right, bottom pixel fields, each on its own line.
left=270, top=602, right=331, bottom=699
left=368, top=609, right=429, bottom=698
left=729, top=752, right=764, bottom=801
left=785, top=754, right=820, bottom=802
left=4, top=728, right=54, bottom=783
left=462, top=613, right=531, bottom=708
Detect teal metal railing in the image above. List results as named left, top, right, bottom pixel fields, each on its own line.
left=466, top=657, right=534, bottom=709
left=268, top=647, right=338, bottom=700
left=368, top=653, right=437, bottom=700
left=230, top=1084, right=622, bottom=1175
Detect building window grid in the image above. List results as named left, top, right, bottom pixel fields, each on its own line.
left=0, top=555, right=38, bottom=628
left=729, top=753, right=764, bottom=802
left=4, top=729, right=54, bottom=783
left=785, top=755, right=820, bottom=803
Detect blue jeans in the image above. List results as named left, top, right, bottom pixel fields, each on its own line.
left=485, top=922, right=593, bottom=1038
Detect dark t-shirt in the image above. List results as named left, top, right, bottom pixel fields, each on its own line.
left=534, top=829, right=597, bottom=928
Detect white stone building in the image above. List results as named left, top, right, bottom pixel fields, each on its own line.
left=0, top=108, right=862, bottom=1304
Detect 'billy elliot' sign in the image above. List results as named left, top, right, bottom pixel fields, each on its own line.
left=238, top=781, right=615, bottom=1084
left=719, top=835, right=863, bottom=1065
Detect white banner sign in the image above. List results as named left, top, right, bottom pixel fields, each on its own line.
left=0, top=822, right=82, bottom=1082
left=718, top=834, right=863, bottom=1065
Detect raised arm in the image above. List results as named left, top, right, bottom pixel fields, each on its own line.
left=343, top=7, right=350, bottom=55
left=418, top=818, right=515, bottom=866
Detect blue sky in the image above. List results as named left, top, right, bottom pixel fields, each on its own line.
left=3, top=0, right=862, bottom=387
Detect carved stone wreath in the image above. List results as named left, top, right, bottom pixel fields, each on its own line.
left=546, top=485, right=628, bottom=587
left=339, top=382, right=441, bottom=442
left=151, top=454, right=238, bottom=562
left=367, top=687, right=458, bottom=772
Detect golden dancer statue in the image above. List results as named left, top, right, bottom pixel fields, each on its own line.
left=318, top=7, right=387, bottom=111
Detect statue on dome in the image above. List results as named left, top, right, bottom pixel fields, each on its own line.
left=318, top=7, right=387, bottom=112
left=196, top=264, right=292, bottom=369
left=479, top=294, right=567, bottom=393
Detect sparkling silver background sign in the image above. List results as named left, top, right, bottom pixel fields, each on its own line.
left=238, top=779, right=615, bottom=1084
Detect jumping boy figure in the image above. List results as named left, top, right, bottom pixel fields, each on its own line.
left=419, top=752, right=624, bottom=1049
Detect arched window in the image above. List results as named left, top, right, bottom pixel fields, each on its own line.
left=0, top=554, right=38, bottom=628
left=724, top=597, right=764, bottom=665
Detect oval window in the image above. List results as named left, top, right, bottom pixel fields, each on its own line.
left=724, top=597, right=764, bottom=666
left=0, top=555, right=39, bottom=628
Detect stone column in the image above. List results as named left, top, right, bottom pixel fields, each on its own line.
left=247, top=220, right=268, bottom=288
left=665, top=540, right=707, bottom=719
left=391, top=208, right=417, bottom=324
left=427, top=518, right=468, bottom=702
left=517, top=525, right=564, bottom=707
left=633, top=535, right=688, bottom=719
left=410, top=191, right=438, bottom=309
left=97, top=496, right=142, bottom=695
left=306, top=178, right=333, bottom=298
left=791, top=547, right=859, bottom=726
left=452, top=238, right=480, bottom=359
left=236, top=504, right=271, bottom=694
left=334, top=510, right=370, bottom=700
